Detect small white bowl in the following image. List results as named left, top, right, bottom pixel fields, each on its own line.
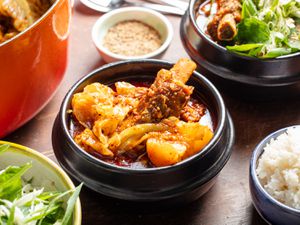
left=92, top=7, right=174, bottom=63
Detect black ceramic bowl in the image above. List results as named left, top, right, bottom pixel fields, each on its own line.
left=180, top=0, right=300, bottom=100
left=52, top=60, right=235, bottom=204
left=250, top=126, right=300, bottom=225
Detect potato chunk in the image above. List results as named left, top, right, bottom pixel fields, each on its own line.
left=147, top=139, right=187, bottom=167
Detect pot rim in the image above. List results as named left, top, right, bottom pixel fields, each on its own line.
left=250, top=125, right=300, bottom=214
left=0, top=0, right=66, bottom=47
left=59, top=59, right=227, bottom=174
left=188, top=0, right=300, bottom=61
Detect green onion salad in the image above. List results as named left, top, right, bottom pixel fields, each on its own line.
left=227, top=0, right=300, bottom=58
left=0, top=144, right=82, bottom=225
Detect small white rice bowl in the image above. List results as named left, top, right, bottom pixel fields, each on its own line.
left=256, top=127, right=300, bottom=209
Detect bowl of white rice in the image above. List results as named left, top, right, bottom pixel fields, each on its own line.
left=250, top=126, right=300, bottom=225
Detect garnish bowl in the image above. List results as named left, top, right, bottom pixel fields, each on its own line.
left=180, top=0, right=300, bottom=100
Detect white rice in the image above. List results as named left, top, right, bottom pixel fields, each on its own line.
left=256, top=127, right=300, bottom=209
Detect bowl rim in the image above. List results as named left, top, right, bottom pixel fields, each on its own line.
left=0, top=140, right=82, bottom=225
left=91, top=6, right=174, bottom=61
left=250, top=125, right=300, bottom=214
left=0, top=0, right=69, bottom=48
left=59, top=59, right=227, bottom=174
left=188, top=0, right=300, bottom=61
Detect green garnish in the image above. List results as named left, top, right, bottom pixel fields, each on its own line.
left=0, top=144, right=82, bottom=225
left=0, top=144, right=9, bottom=154
left=227, top=0, right=300, bottom=58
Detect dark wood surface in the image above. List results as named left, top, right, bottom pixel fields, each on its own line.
left=5, top=1, right=300, bottom=224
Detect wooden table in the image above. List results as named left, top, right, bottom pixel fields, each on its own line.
left=5, top=1, right=300, bottom=224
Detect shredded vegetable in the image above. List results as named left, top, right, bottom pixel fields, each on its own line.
left=226, top=0, right=300, bottom=58
left=0, top=144, right=82, bottom=225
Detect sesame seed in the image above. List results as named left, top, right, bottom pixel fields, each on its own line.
left=103, top=20, right=162, bottom=57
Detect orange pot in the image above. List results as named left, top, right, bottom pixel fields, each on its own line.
left=0, top=0, right=71, bottom=137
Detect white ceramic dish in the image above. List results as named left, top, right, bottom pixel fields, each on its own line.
left=0, top=141, right=82, bottom=225
left=92, top=7, right=174, bottom=63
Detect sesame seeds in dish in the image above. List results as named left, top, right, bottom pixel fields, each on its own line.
left=102, top=20, right=162, bottom=57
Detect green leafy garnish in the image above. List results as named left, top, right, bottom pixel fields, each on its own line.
left=242, top=0, right=258, bottom=19
left=0, top=144, right=82, bottom=225
left=226, top=43, right=264, bottom=56
left=237, top=18, right=270, bottom=43
left=61, top=183, right=83, bottom=225
left=0, top=163, right=32, bottom=201
left=0, top=144, right=9, bottom=154
left=261, top=47, right=292, bottom=58
left=227, top=0, right=300, bottom=58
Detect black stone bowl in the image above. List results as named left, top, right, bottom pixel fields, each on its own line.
left=52, top=60, right=235, bottom=204
left=180, top=0, right=300, bottom=100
